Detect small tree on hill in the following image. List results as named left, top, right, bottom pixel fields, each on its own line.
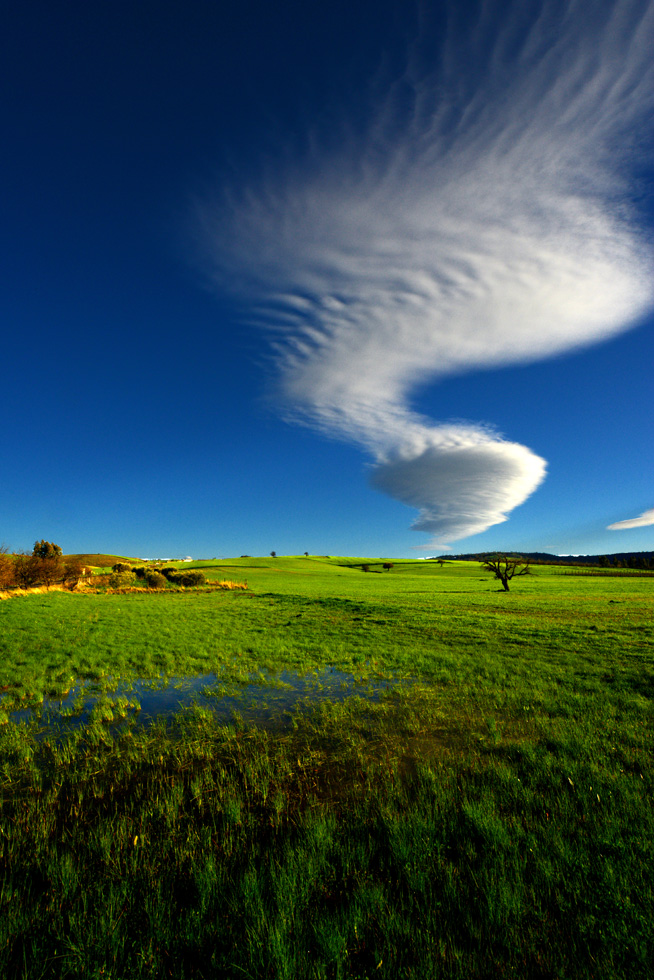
left=480, top=554, right=531, bottom=592
left=33, top=540, right=62, bottom=560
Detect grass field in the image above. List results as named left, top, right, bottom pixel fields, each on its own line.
left=0, top=557, right=652, bottom=978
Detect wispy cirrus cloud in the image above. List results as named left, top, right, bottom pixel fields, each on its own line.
left=195, top=0, right=654, bottom=546
left=607, top=509, right=654, bottom=531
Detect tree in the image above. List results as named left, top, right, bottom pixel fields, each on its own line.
left=13, top=552, right=38, bottom=588
left=33, top=539, right=62, bottom=559
left=12, top=541, right=65, bottom=588
left=62, top=558, right=84, bottom=589
left=0, top=545, right=15, bottom=590
left=270, top=551, right=277, bottom=558
left=480, top=554, right=531, bottom=592
left=31, top=540, right=64, bottom=586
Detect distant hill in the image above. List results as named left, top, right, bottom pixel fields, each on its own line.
left=63, top=554, right=138, bottom=568
left=434, top=551, right=654, bottom=567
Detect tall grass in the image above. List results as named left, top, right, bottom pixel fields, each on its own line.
left=1, top=691, right=652, bottom=979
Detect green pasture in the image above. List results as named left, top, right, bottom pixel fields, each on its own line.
left=0, top=557, right=652, bottom=978
left=1, top=557, right=651, bottom=711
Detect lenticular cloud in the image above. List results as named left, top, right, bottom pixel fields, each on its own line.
left=196, top=0, right=654, bottom=546
left=607, top=509, right=654, bottom=531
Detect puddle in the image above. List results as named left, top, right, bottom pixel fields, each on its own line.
left=2, top=667, right=413, bottom=733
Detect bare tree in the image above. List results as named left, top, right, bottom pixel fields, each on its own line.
left=480, top=554, right=531, bottom=592
left=63, top=558, right=85, bottom=589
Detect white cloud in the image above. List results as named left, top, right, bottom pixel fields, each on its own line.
left=607, top=509, right=654, bottom=531
left=370, top=434, right=546, bottom=545
left=196, top=0, right=654, bottom=545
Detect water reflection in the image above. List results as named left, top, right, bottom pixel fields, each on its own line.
left=4, top=666, right=412, bottom=732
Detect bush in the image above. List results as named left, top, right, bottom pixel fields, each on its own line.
left=178, top=571, right=206, bottom=587
left=112, top=562, right=132, bottom=574
left=108, top=571, right=133, bottom=589
left=144, top=569, right=167, bottom=589
left=165, top=570, right=206, bottom=587
left=132, top=566, right=146, bottom=579
left=161, top=567, right=179, bottom=580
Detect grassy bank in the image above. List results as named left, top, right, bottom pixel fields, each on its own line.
left=0, top=558, right=652, bottom=977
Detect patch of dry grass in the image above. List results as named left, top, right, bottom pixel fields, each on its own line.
left=0, top=584, right=67, bottom=601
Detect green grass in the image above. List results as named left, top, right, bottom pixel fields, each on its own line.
left=0, top=557, right=652, bottom=978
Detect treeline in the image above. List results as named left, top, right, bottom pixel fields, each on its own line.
left=441, top=550, right=654, bottom=568
left=559, top=568, right=654, bottom=577
left=594, top=554, right=654, bottom=570
left=0, top=541, right=84, bottom=591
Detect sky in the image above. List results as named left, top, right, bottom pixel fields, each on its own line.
left=2, top=0, right=653, bottom=559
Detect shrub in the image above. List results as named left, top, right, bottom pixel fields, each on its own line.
left=144, top=569, right=167, bottom=589
left=109, top=571, right=133, bottom=589
left=165, top=570, right=206, bottom=587
left=161, top=567, right=178, bottom=580
left=112, top=562, right=132, bottom=573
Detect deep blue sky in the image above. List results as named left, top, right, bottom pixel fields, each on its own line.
left=2, top=0, right=653, bottom=558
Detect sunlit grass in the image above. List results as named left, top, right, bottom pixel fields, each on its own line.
left=0, top=558, right=652, bottom=977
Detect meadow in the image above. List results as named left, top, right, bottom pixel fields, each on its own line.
left=0, top=557, right=652, bottom=978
